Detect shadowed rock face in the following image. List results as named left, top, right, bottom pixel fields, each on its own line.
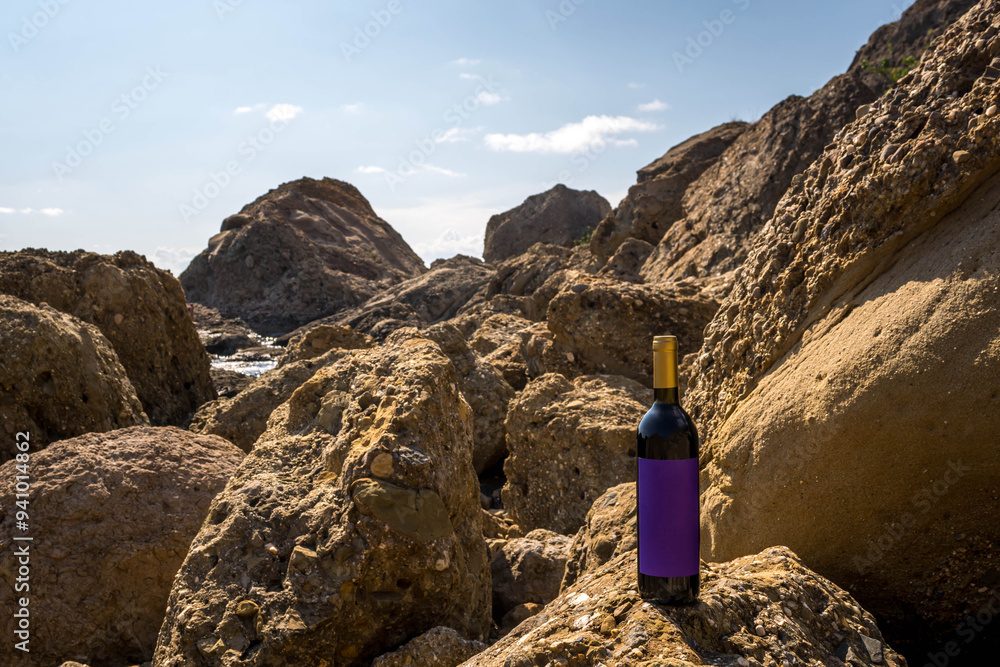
left=0, top=426, right=244, bottom=667
left=180, top=177, right=426, bottom=336
left=0, top=295, right=148, bottom=456
left=687, top=0, right=1000, bottom=658
left=589, top=121, right=748, bottom=263
left=0, top=249, right=215, bottom=426
left=153, top=331, right=491, bottom=667
left=483, top=185, right=610, bottom=263
left=466, top=547, right=907, bottom=667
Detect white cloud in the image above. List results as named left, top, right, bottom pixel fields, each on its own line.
left=638, top=99, right=671, bottom=112
left=40, top=207, right=65, bottom=216
left=476, top=90, right=506, bottom=106
left=341, top=102, right=365, bottom=115
left=628, top=82, right=645, bottom=89
left=484, top=115, right=661, bottom=154
left=356, top=165, right=387, bottom=174
left=0, top=207, right=14, bottom=214
left=459, top=72, right=479, bottom=80
left=264, top=103, right=303, bottom=122
left=436, top=126, right=481, bottom=143
left=413, top=228, right=482, bottom=260
left=451, top=57, right=481, bottom=66
left=4, top=207, right=66, bottom=216
left=233, top=103, right=265, bottom=114
left=149, top=247, right=201, bottom=276
left=421, top=164, right=465, bottom=178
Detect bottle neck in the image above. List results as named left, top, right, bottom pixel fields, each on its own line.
left=653, top=347, right=679, bottom=404
left=654, top=387, right=679, bottom=404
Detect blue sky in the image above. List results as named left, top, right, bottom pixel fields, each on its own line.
left=2, top=0, right=914, bottom=273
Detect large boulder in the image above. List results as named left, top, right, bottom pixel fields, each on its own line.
left=483, top=185, right=610, bottom=263
left=545, top=277, right=719, bottom=385
left=0, top=249, right=215, bottom=426
left=466, top=547, right=906, bottom=667
left=0, top=295, right=147, bottom=456
left=423, top=323, right=515, bottom=474
left=560, top=482, right=636, bottom=591
left=180, top=177, right=426, bottom=336
left=490, top=529, right=572, bottom=620
left=0, top=427, right=244, bottom=667
left=503, top=373, right=649, bottom=535
left=281, top=255, right=494, bottom=343
left=589, top=121, right=748, bottom=262
left=153, top=331, right=491, bottom=666
left=691, top=2, right=1000, bottom=658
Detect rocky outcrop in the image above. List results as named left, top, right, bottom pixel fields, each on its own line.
left=0, top=295, right=148, bottom=456
left=596, top=238, right=654, bottom=283
left=0, top=427, right=243, bottom=667
left=371, top=626, right=485, bottom=667
left=189, top=347, right=351, bottom=452
left=180, top=177, right=426, bottom=336
left=153, top=331, right=491, bottom=666
left=560, top=483, right=636, bottom=591
left=465, top=547, right=906, bottom=667
left=545, top=277, right=719, bottom=385
left=848, top=0, right=978, bottom=92
left=503, top=373, right=649, bottom=535
left=278, top=324, right=374, bottom=366
left=282, top=255, right=493, bottom=343
left=483, top=185, right=610, bottom=263
left=691, top=2, right=1000, bottom=658
left=589, top=122, right=747, bottom=262
left=490, top=529, right=572, bottom=621
left=191, top=303, right=262, bottom=356
left=641, top=74, right=878, bottom=283
left=423, top=323, right=515, bottom=474
left=0, top=249, right=215, bottom=426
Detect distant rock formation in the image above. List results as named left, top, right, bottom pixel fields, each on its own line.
left=180, top=177, right=426, bottom=336
left=0, top=295, right=148, bottom=455
left=483, top=184, right=610, bottom=263
left=0, top=249, right=215, bottom=426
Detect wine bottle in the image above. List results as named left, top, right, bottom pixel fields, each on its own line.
left=636, top=335, right=700, bottom=604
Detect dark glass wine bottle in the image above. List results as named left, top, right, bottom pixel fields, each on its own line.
left=636, top=335, right=700, bottom=604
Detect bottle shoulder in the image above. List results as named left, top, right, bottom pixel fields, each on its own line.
left=638, top=402, right=698, bottom=438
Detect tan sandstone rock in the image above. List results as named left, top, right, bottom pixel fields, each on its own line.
left=560, top=482, right=637, bottom=592
left=0, top=295, right=148, bottom=455
left=0, top=427, right=243, bottom=667
left=153, top=331, right=491, bottom=666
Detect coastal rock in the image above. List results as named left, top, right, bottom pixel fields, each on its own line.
left=691, top=2, right=1000, bottom=657
left=596, top=237, right=654, bottom=283
left=483, top=243, right=575, bottom=319
left=423, top=322, right=516, bottom=474
left=371, top=626, right=485, bottom=667
left=0, top=426, right=243, bottom=667
left=209, top=368, right=254, bottom=399
left=465, top=547, right=906, bottom=667
left=503, top=373, right=649, bottom=535
left=180, top=177, right=425, bottom=336
left=278, top=324, right=373, bottom=367
left=153, top=331, right=491, bottom=666
left=545, top=277, right=719, bottom=385
left=560, top=483, right=636, bottom=591
left=0, top=249, right=215, bottom=425
left=189, top=348, right=350, bottom=452
left=0, top=295, right=147, bottom=456
left=283, top=255, right=493, bottom=343
left=483, top=185, right=610, bottom=263
left=491, top=529, right=572, bottom=619
left=589, top=122, right=747, bottom=262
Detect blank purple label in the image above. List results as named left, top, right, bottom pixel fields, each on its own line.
left=638, top=457, right=699, bottom=577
